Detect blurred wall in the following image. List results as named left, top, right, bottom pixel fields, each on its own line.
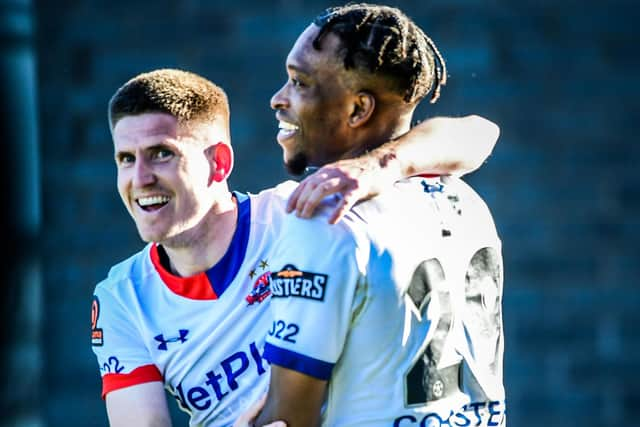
left=32, top=0, right=638, bottom=426
left=1, top=1, right=42, bottom=426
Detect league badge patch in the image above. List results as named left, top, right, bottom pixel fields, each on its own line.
left=246, top=271, right=271, bottom=305
left=91, top=296, right=104, bottom=347
left=246, top=259, right=271, bottom=305
left=271, top=264, right=328, bottom=301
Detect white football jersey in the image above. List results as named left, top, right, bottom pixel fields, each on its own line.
left=91, top=184, right=298, bottom=427
left=264, top=177, right=505, bottom=426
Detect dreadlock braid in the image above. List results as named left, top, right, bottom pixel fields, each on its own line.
left=313, top=3, right=447, bottom=104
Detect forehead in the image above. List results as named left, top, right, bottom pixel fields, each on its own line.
left=113, top=113, right=179, bottom=149
left=287, top=24, right=343, bottom=74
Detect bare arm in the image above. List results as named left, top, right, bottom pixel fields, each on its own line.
left=106, top=382, right=172, bottom=427
left=287, top=115, right=499, bottom=223
left=381, top=114, right=500, bottom=177
left=254, top=365, right=327, bottom=427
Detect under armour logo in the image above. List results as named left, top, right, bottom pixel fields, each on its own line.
left=154, top=329, right=189, bottom=351
left=421, top=180, right=444, bottom=193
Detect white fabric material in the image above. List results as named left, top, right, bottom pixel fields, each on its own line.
left=266, top=177, right=506, bottom=426
left=92, top=182, right=298, bottom=427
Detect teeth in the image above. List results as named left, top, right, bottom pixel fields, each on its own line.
left=279, top=121, right=299, bottom=131
left=137, top=195, right=170, bottom=207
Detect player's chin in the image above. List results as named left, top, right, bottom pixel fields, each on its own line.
left=285, top=152, right=308, bottom=176
left=136, top=226, right=166, bottom=244
left=138, top=233, right=159, bottom=244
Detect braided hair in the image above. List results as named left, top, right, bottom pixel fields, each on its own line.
left=313, top=3, right=446, bottom=104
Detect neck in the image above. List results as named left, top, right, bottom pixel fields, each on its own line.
left=382, top=113, right=413, bottom=142
left=343, top=110, right=414, bottom=159
left=160, top=194, right=238, bottom=277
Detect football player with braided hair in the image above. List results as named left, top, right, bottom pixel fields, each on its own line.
left=275, top=3, right=497, bottom=224
left=251, top=3, right=505, bottom=427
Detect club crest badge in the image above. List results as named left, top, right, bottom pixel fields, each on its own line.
left=246, top=259, right=271, bottom=305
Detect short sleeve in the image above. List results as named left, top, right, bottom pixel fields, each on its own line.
left=264, top=219, right=366, bottom=380
left=91, top=286, right=161, bottom=398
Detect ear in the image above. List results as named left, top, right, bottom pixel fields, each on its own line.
left=348, top=91, right=375, bottom=128
left=205, top=143, right=234, bottom=185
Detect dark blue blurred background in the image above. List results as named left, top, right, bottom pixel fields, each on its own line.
left=1, top=0, right=638, bottom=426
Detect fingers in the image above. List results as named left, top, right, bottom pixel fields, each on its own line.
left=233, top=394, right=267, bottom=427
left=248, top=393, right=268, bottom=418
left=242, top=394, right=287, bottom=427
left=286, top=184, right=302, bottom=213
left=286, top=161, right=369, bottom=223
left=299, top=178, right=343, bottom=218
left=287, top=176, right=334, bottom=214
left=288, top=174, right=348, bottom=219
left=292, top=180, right=318, bottom=215
left=328, top=195, right=350, bottom=225
left=328, top=184, right=380, bottom=224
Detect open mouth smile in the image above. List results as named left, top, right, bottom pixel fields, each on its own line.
left=136, top=195, right=171, bottom=211
left=277, top=120, right=299, bottom=142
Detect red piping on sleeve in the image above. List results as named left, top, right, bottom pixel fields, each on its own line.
left=102, top=364, right=163, bottom=399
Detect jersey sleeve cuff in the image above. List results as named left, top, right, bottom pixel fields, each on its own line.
left=264, top=342, right=334, bottom=380
left=102, top=364, right=163, bottom=399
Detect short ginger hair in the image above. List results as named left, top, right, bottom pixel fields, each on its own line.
left=108, top=68, right=230, bottom=131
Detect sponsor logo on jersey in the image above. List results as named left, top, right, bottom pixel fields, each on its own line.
left=91, top=296, right=104, bottom=347
left=393, top=400, right=506, bottom=427
left=155, top=329, right=189, bottom=351
left=270, top=264, right=327, bottom=301
left=170, top=341, right=268, bottom=413
left=246, top=271, right=271, bottom=305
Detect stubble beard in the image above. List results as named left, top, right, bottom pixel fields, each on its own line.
left=285, top=151, right=309, bottom=176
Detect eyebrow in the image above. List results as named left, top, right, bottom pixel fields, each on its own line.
left=115, top=142, right=173, bottom=156
left=287, top=56, right=312, bottom=77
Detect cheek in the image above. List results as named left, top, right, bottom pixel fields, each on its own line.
left=177, top=164, right=212, bottom=204
left=185, top=160, right=210, bottom=186
left=308, top=94, right=349, bottom=128
left=180, top=149, right=211, bottom=180
left=116, top=174, right=129, bottom=201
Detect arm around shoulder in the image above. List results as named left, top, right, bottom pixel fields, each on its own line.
left=285, top=114, right=499, bottom=223
left=387, top=114, right=500, bottom=177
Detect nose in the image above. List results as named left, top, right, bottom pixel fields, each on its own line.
left=270, top=83, right=289, bottom=111
left=132, top=158, right=156, bottom=188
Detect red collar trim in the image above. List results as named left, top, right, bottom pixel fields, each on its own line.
left=149, top=243, right=218, bottom=300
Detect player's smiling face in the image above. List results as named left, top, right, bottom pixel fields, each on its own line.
left=113, top=112, right=213, bottom=244
left=271, top=24, right=357, bottom=175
